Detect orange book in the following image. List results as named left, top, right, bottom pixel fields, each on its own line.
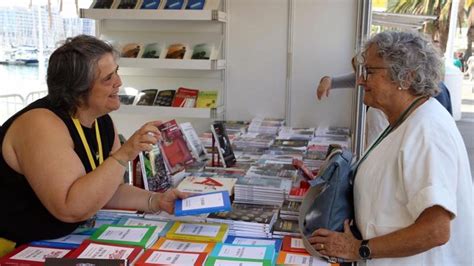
left=281, top=236, right=308, bottom=253
left=277, top=251, right=338, bottom=266
left=171, top=87, right=199, bottom=108
left=150, top=237, right=215, bottom=254
left=134, top=249, right=207, bottom=266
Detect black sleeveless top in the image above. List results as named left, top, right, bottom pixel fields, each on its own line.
left=0, top=96, right=115, bottom=245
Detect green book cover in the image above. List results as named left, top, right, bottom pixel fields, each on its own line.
left=89, top=224, right=157, bottom=248
left=204, top=257, right=273, bottom=266
left=196, top=91, right=218, bottom=108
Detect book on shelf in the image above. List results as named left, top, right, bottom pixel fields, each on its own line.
left=117, top=217, right=172, bottom=237
left=136, top=89, right=158, bottom=106
left=142, top=42, right=165, bottom=59
left=205, top=243, right=275, bottom=266
left=0, top=245, right=73, bottom=265
left=140, top=0, right=163, bottom=9
left=158, top=119, right=195, bottom=174
left=29, top=234, right=90, bottom=249
left=174, top=191, right=231, bottom=216
left=211, top=121, right=237, bottom=168
left=139, top=144, right=172, bottom=192
left=91, top=0, right=116, bottom=9
left=276, top=251, right=330, bottom=266
left=191, top=43, right=213, bottom=60
left=153, top=89, right=176, bottom=106
left=166, top=221, right=229, bottom=243
left=116, top=0, right=141, bottom=9
left=272, top=219, right=301, bottom=238
left=196, top=90, right=218, bottom=108
left=134, top=249, right=208, bottom=266
left=120, top=42, right=143, bottom=58
left=165, top=43, right=187, bottom=59
left=281, top=236, right=307, bottom=253
left=171, top=87, right=199, bottom=108
left=224, top=236, right=282, bottom=253
left=89, top=224, right=159, bottom=248
left=150, top=238, right=216, bottom=254
left=119, top=94, right=136, bottom=105
left=67, top=240, right=143, bottom=262
left=185, top=0, right=205, bottom=10
left=163, top=0, right=186, bottom=9
left=176, top=175, right=237, bottom=195
left=179, top=122, right=208, bottom=162
left=45, top=258, right=127, bottom=266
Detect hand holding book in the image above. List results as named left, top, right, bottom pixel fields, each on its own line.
left=150, top=188, right=190, bottom=214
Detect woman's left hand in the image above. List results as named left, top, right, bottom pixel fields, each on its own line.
left=307, top=219, right=360, bottom=261
left=152, top=189, right=190, bottom=214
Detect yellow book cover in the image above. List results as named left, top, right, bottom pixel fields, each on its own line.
left=150, top=237, right=215, bottom=254
left=196, top=91, right=218, bottom=108
left=166, top=222, right=228, bottom=243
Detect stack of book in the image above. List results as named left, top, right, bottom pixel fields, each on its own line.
left=248, top=117, right=285, bottom=135
left=233, top=176, right=292, bottom=206
left=277, top=126, right=315, bottom=140
left=206, top=203, right=279, bottom=238
left=279, top=200, right=301, bottom=221
left=165, top=221, right=229, bottom=243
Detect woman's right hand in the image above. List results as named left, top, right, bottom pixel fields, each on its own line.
left=114, top=121, right=162, bottom=161
left=316, top=76, right=332, bottom=100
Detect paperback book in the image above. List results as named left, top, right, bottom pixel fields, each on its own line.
left=117, top=217, right=172, bottom=237
left=211, top=121, right=237, bottom=168
left=224, top=236, right=282, bottom=253
left=136, top=89, right=158, bottom=106
left=185, top=0, right=205, bottom=10
left=176, top=175, right=237, bottom=195
left=165, top=43, right=187, bottom=59
left=171, top=87, right=199, bottom=108
left=89, top=224, right=159, bottom=248
left=30, top=234, right=90, bottom=249
left=121, top=43, right=142, bottom=58
left=142, top=42, right=165, bottom=59
left=191, top=43, right=213, bottom=59
left=91, top=0, right=116, bottom=9
left=163, top=0, right=185, bottom=9
left=158, top=119, right=194, bottom=174
left=134, top=250, right=208, bottom=266
left=276, top=251, right=329, bottom=266
left=196, top=90, right=218, bottom=108
left=153, top=89, right=176, bottom=106
left=205, top=243, right=275, bottom=266
left=116, top=0, right=140, bottom=9
left=180, top=122, right=208, bottom=162
left=151, top=238, right=216, bottom=254
left=140, top=0, right=163, bottom=9
left=67, top=240, right=143, bottom=262
left=174, top=191, right=231, bottom=216
left=0, top=245, right=73, bottom=265
left=281, top=236, right=307, bottom=253
left=45, top=258, right=127, bottom=265
left=139, top=144, right=171, bottom=192
left=166, top=222, right=229, bottom=242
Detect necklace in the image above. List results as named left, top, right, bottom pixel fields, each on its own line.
left=72, top=118, right=103, bottom=170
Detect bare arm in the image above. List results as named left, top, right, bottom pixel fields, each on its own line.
left=3, top=109, right=165, bottom=223
left=316, top=73, right=356, bottom=100
left=309, top=206, right=451, bottom=261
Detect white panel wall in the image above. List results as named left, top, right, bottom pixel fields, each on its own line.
left=290, top=0, right=357, bottom=128
left=226, top=0, right=356, bottom=128
left=226, top=0, right=289, bottom=121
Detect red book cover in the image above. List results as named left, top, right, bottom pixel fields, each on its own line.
left=171, top=87, right=199, bottom=108
left=134, top=249, right=207, bottom=266
left=0, top=244, right=73, bottom=265
left=158, top=120, right=194, bottom=174
left=281, top=236, right=308, bottom=253
left=67, top=240, right=143, bottom=263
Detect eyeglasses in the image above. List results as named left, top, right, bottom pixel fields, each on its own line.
left=359, top=65, right=388, bottom=81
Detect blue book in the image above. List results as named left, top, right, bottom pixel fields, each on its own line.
left=140, top=0, right=161, bottom=9
left=30, top=234, right=89, bottom=249
left=164, top=0, right=185, bottom=9
left=224, top=236, right=282, bottom=253
left=174, top=191, right=231, bottom=216
left=185, top=0, right=205, bottom=10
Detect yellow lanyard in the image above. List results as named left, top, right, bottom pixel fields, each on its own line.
left=72, top=118, right=103, bottom=170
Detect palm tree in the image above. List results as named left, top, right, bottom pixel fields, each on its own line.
left=387, top=0, right=467, bottom=53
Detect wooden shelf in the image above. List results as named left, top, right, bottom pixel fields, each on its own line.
left=117, top=105, right=224, bottom=119
left=80, top=9, right=227, bottom=22
left=118, top=58, right=225, bottom=70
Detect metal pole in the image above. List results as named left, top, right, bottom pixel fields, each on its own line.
left=353, top=0, right=372, bottom=159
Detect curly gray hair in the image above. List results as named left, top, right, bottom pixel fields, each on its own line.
left=362, top=31, right=443, bottom=96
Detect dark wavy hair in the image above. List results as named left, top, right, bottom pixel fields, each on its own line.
left=47, top=35, right=117, bottom=115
